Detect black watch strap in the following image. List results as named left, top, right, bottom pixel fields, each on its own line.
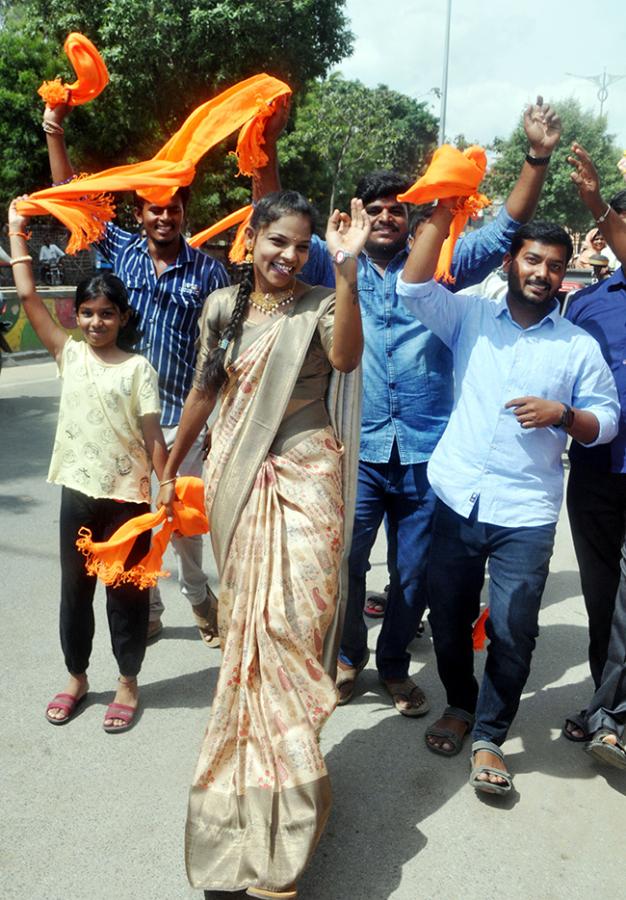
left=525, top=153, right=551, bottom=166
left=557, top=403, right=574, bottom=428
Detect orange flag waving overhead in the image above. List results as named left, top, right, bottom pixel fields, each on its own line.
left=398, top=144, right=491, bottom=283
left=38, top=33, right=109, bottom=108
left=141, top=74, right=291, bottom=204
left=20, top=73, right=291, bottom=252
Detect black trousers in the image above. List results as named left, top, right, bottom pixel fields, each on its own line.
left=586, top=539, right=626, bottom=738
left=59, top=487, right=151, bottom=677
left=566, top=463, right=626, bottom=688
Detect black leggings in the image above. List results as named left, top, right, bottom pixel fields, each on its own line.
left=59, top=487, right=151, bottom=678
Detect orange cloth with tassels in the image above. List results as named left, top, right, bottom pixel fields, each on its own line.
left=75, top=476, right=209, bottom=590
left=38, top=33, right=109, bottom=108
left=398, top=144, right=491, bottom=284
left=189, top=204, right=252, bottom=250
left=19, top=73, right=291, bottom=252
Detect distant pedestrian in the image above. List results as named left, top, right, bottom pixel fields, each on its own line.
left=9, top=198, right=168, bottom=733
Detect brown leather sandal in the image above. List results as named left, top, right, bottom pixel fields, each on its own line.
left=192, top=587, right=220, bottom=648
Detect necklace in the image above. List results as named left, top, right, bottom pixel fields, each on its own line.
left=248, top=287, right=295, bottom=315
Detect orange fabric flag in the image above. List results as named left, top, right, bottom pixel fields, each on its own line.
left=38, top=33, right=109, bottom=108
left=472, top=607, right=490, bottom=651
left=142, top=74, right=291, bottom=204
left=75, top=476, right=209, bottom=590
left=188, top=204, right=252, bottom=249
left=17, top=159, right=196, bottom=254
left=20, top=73, right=291, bottom=252
left=398, top=144, right=491, bottom=284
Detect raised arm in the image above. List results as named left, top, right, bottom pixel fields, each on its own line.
left=251, top=96, right=290, bottom=202
left=403, top=200, right=457, bottom=284
left=42, top=103, right=75, bottom=184
left=568, top=142, right=626, bottom=265
left=8, top=199, right=68, bottom=360
left=504, top=96, right=561, bottom=223
left=324, top=198, right=370, bottom=372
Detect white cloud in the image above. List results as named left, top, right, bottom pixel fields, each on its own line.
left=336, top=0, right=626, bottom=149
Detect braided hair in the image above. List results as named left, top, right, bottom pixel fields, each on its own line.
left=203, top=190, right=315, bottom=394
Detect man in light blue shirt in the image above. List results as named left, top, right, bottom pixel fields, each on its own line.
left=398, top=214, right=619, bottom=795
left=301, top=99, right=565, bottom=716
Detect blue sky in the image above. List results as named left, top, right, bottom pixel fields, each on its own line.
left=336, top=0, right=626, bottom=152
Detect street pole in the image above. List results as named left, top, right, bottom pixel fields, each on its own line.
left=438, top=0, right=452, bottom=146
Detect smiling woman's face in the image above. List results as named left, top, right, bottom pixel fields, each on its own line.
left=248, top=213, right=312, bottom=293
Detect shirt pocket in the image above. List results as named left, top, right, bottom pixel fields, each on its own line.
left=357, top=284, right=376, bottom=319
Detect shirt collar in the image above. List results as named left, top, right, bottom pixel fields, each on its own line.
left=493, top=294, right=559, bottom=329
left=137, top=234, right=193, bottom=269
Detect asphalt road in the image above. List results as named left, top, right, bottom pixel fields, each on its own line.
left=1, top=356, right=624, bottom=900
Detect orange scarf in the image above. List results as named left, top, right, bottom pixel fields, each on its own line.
left=38, top=33, right=109, bottom=108
left=398, top=144, right=491, bottom=283
left=75, top=476, right=209, bottom=590
left=19, top=74, right=291, bottom=252
left=188, top=204, right=252, bottom=250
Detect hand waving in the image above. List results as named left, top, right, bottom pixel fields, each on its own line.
left=524, top=95, right=561, bottom=156
left=325, top=198, right=371, bottom=259
left=567, top=142, right=601, bottom=204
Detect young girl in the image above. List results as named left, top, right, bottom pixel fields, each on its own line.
left=9, top=199, right=167, bottom=733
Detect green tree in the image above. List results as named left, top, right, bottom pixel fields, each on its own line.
left=279, top=73, right=439, bottom=215
left=0, top=0, right=353, bottom=225
left=485, top=98, right=624, bottom=233
left=0, top=25, right=65, bottom=205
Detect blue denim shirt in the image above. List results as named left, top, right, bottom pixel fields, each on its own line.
left=301, top=206, right=521, bottom=464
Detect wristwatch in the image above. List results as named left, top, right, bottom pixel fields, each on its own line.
left=333, top=249, right=357, bottom=265
left=556, top=403, right=574, bottom=429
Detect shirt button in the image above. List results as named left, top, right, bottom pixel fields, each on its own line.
left=470, top=492, right=478, bottom=502
left=390, top=382, right=396, bottom=389
left=387, top=351, right=392, bottom=357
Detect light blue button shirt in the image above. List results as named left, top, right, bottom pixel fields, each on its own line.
left=397, top=276, right=620, bottom=526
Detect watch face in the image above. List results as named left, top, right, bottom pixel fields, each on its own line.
left=335, top=249, right=346, bottom=265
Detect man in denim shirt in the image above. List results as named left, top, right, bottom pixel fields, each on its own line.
left=300, top=98, right=563, bottom=716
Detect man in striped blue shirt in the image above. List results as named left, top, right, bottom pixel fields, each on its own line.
left=42, top=100, right=283, bottom=644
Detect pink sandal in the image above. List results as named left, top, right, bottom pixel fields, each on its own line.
left=103, top=702, right=138, bottom=733
left=45, top=691, right=87, bottom=725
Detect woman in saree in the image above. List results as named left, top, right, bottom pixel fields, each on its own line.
left=157, top=190, right=370, bottom=898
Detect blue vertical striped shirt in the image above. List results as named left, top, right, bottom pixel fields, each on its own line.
left=98, top=224, right=229, bottom=426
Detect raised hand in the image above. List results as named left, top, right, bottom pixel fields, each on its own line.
left=43, top=101, right=71, bottom=130
left=567, top=142, right=601, bottom=204
left=8, top=196, right=29, bottom=232
left=263, top=94, right=291, bottom=146
left=524, top=95, right=561, bottom=156
left=325, top=198, right=371, bottom=259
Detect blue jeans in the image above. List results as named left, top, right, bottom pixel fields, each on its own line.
left=428, top=500, right=556, bottom=745
left=339, top=443, right=436, bottom=680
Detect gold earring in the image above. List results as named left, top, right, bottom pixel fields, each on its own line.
left=245, top=246, right=253, bottom=264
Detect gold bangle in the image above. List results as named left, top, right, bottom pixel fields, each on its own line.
left=10, top=255, right=32, bottom=265
left=159, top=476, right=177, bottom=487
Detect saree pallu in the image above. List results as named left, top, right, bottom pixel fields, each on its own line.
left=186, top=319, right=346, bottom=892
